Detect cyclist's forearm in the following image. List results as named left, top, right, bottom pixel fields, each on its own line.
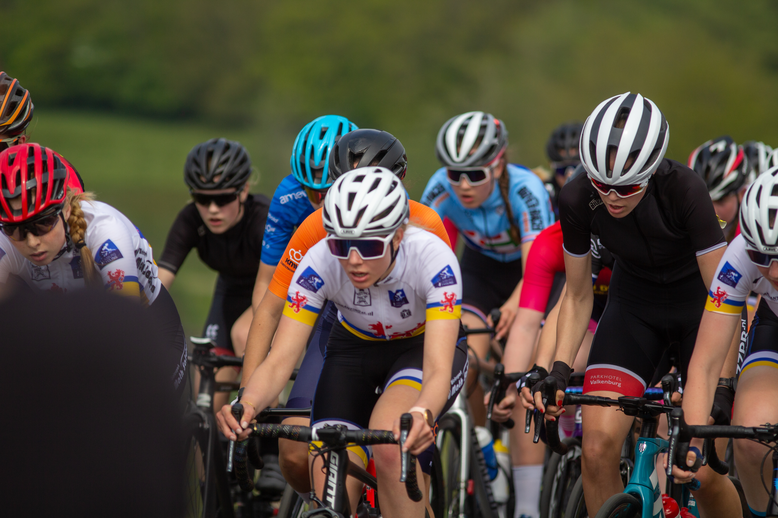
left=241, top=292, right=284, bottom=388
left=502, top=308, right=543, bottom=372
left=553, top=289, right=592, bottom=367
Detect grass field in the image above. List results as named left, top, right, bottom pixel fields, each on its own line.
left=27, top=109, right=297, bottom=338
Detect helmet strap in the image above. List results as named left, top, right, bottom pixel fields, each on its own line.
left=375, top=240, right=398, bottom=286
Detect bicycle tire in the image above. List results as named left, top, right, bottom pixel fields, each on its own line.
left=540, top=438, right=582, bottom=518
left=429, top=443, right=446, bottom=518
left=593, top=492, right=640, bottom=518
left=563, top=475, right=587, bottom=518
left=468, top=425, right=500, bottom=518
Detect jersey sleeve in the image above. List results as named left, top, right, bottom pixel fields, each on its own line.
left=261, top=176, right=313, bottom=267
left=408, top=200, right=451, bottom=248
left=157, top=204, right=200, bottom=274
left=88, top=216, right=146, bottom=300
left=675, top=166, right=727, bottom=256
left=420, top=169, right=451, bottom=217
left=269, top=209, right=327, bottom=299
left=704, top=235, right=754, bottom=316
left=558, top=175, right=594, bottom=257
left=0, top=235, right=28, bottom=284
left=518, top=222, right=564, bottom=312
left=511, top=171, right=555, bottom=243
left=282, top=243, right=329, bottom=327
left=421, top=241, right=463, bottom=322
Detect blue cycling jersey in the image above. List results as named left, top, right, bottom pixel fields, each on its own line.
left=421, top=163, right=554, bottom=262
left=261, top=174, right=316, bottom=267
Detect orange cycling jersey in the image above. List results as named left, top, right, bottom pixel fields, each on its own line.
left=268, top=200, right=451, bottom=299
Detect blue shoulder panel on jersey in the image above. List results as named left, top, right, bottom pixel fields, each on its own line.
left=261, top=174, right=316, bottom=266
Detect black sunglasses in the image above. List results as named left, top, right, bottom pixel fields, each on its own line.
left=0, top=206, right=63, bottom=241
left=190, top=191, right=240, bottom=207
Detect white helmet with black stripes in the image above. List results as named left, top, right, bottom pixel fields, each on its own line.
left=740, top=165, right=778, bottom=253
left=435, top=111, right=508, bottom=168
left=323, top=167, right=409, bottom=238
left=580, top=92, right=669, bottom=186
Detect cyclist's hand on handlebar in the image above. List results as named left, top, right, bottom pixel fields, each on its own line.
left=393, top=412, right=434, bottom=456
left=667, top=443, right=703, bottom=484
left=491, top=301, right=516, bottom=341
left=485, top=383, right=518, bottom=422
left=216, top=400, right=256, bottom=441
left=519, top=385, right=536, bottom=410
left=532, top=388, right=566, bottom=419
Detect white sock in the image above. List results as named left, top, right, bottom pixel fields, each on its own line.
left=512, top=464, right=543, bottom=518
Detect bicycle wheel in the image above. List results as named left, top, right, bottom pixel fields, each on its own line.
left=540, top=438, right=582, bottom=518
left=277, top=485, right=311, bottom=518
left=593, top=493, right=640, bottom=518
left=429, top=443, right=446, bottom=518
left=563, top=475, right=587, bottom=518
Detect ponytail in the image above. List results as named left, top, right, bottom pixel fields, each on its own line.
left=65, top=189, right=101, bottom=288
left=496, top=158, right=522, bottom=245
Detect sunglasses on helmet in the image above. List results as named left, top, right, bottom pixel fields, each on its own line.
left=326, top=232, right=395, bottom=260
left=190, top=191, right=240, bottom=207
left=746, top=248, right=778, bottom=268
left=0, top=206, right=63, bottom=241
left=589, top=177, right=647, bottom=199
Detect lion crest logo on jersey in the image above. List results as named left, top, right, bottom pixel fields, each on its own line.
left=388, top=289, right=409, bottom=308
left=710, top=287, right=728, bottom=308
left=431, top=265, right=457, bottom=288
left=296, top=266, right=325, bottom=293
left=289, top=291, right=308, bottom=313
left=717, top=262, right=742, bottom=288
left=95, top=239, right=124, bottom=270
left=440, top=292, right=457, bottom=313
left=106, top=269, right=125, bottom=291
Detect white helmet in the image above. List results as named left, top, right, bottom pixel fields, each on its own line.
left=580, top=92, right=669, bottom=186
left=435, top=111, right=508, bottom=168
left=742, top=141, right=777, bottom=185
left=740, top=165, right=778, bottom=253
left=323, top=167, right=409, bottom=238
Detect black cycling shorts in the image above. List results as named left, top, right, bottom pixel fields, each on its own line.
left=148, top=284, right=189, bottom=396
left=739, top=299, right=778, bottom=377
left=311, top=320, right=468, bottom=471
left=461, top=246, right=523, bottom=318
left=584, top=263, right=706, bottom=397
left=202, top=275, right=253, bottom=351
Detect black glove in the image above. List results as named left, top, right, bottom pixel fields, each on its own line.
left=519, top=364, right=549, bottom=390
left=532, top=361, right=571, bottom=401
left=710, top=379, right=736, bottom=425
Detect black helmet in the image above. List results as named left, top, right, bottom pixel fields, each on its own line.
left=546, top=122, right=583, bottom=163
left=184, top=138, right=251, bottom=191
left=329, top=129, right=407, bottom=181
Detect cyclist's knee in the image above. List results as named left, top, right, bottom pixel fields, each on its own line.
left=230, top=319, right=250, bottom=356
left=693, top=463, right=730, bottom=490
left=582, top=430, right=622, bottom=468
left=371, top=443, right=401, bottom=476
left=733, top=435, right=768, bottom=466
left=278, top=440, right=310, bottom=491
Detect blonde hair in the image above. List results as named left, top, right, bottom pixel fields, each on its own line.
left=495, top=156, right=522, bottom=245
left=65, top=188, right=101, bottom=288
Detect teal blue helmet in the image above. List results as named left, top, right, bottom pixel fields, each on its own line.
left=290, top=115, right=358, bottom=190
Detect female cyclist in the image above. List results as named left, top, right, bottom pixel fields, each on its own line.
left=421, top=110, right=554, bottom=424
left=544, top=121, right=583, bottom=217
left=219, top=168, right=467, bottom=518
left=531, top=92, right=740, bottom=517
left=675, top=167, right=778, bottom=516
left=688, top=135, right=749, bottom=243
left=0, top=143, right=187, bottom=392
left=157, top=138, right=269, bottom=410
left=237, top=129, right=451, bottom=497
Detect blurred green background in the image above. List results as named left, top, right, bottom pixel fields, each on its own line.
left=3, top=0, right=778, bottom=336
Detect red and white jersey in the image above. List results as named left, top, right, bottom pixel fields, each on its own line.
left=705, top=234, right=778, bottom=316
left=282, top=227, right=462, bottom=341
left=0, top=201, right=161, bottom=305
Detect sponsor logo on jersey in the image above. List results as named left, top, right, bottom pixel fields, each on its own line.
left=517, top=186, right=545, bottom=231
left=440, top=292, right=457, bottom=313
left=431, top=265, right=457, bottom=288
left=289, top=291, right=308, bottom=313
left=106, top=269, right=125, bottom=291
left=589, top=198, right=604, bottom=210
left=265, top=223, right=277, bottom=233
left=267, top=213, right=280, bottom=224
left=388, top=289, right=409, bottom=308
left=289, top=249, right=304, bottom=263
left=279, top=191, right=307, bottom=205
left=709, top=287, right=728, bottom=308
left=0, top=247, right=5, bottom=261
left=590, top=235, right=603, bottom=258
left=95, top=239, right=124, bottom=270
left=422, top=183, right=446, bottom=206
left=296, top=266, right=325, bottom=293
left=717, top=261, right=742, bottom=288
left=354, top=288, right=372, bottom=306
left=70, top=256, right=83, bottom=279
left=31, top=265, right=51, bottom=281
left=400, top=309, right=412, bottom=319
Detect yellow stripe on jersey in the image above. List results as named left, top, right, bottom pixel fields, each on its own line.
left=309, top=442, right=369, bottom=468
left=113, top=281, right=141, bottom=298
left=340, top=319, right=427, bottom=341
left=704, top=288, right=744, bottom=315
left=282, top=293, right=320, bottom=327
left=426, top=304, right=462, bottom=321
left=386, top=378, right=422, bottom=391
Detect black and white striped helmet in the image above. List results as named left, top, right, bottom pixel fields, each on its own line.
left=742, top=141, right=777, bottom=184
left=687, top=136, right=747, bottom=201
left=435, top=111, right=508, bottom=168
left=322, top=167, right=409, bottom=238
left=580, top=92, right=669, bottom=186
left=740, top=166, right=778, bottom=253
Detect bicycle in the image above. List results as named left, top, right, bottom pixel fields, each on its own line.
left=232, top=410, right=423, bottom=518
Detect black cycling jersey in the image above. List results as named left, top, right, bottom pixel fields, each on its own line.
left=158, top=194, right=271, bottom=280
left=559, top=159, right=726, bottom=284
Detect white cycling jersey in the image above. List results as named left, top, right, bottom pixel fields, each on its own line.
left=282, top=227, right=462, bottom=340
left=705, top=234, right=778, bottom=316
left=0, top=201, right=161, bottom=305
